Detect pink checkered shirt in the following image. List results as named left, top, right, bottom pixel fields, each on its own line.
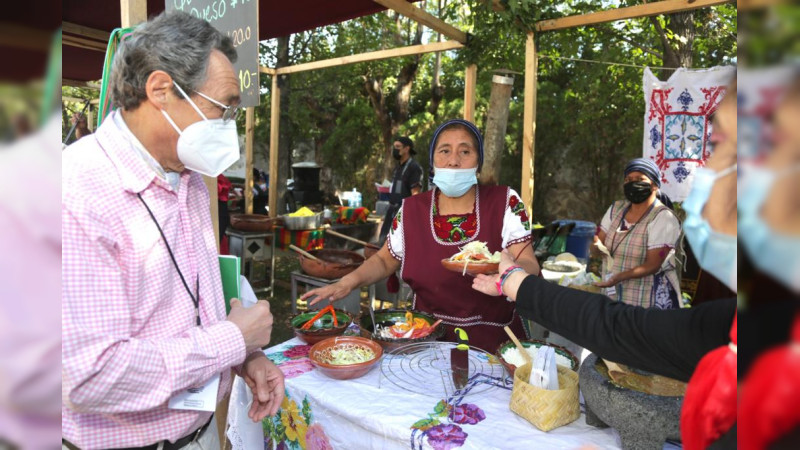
left=62, top=111, right=246, bottom=449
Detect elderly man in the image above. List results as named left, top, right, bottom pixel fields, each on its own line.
left=62, top=12, right=283, bottom=450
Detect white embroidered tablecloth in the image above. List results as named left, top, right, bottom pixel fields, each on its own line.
left=227, top=337, right=636, bottom=449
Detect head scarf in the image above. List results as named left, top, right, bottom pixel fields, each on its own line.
left=623, top=157, right=674, bottom=210
left=625, top=158, right=662, bottom=187
left=428, top=119, right=484, bottom=183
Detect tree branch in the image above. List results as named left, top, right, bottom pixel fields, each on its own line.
left=600, top=26, right=663, bottom=60
left=649, top=16, right=672, bottom=56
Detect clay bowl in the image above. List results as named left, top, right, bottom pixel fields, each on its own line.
left=309, top=336, right=383, bottom=380
left=229, top=214, right=277, bottom=232
left=359, top=309, right=445, bottom=353
left=299, top=249, right=365, bottom=279
left=287, top=308, right=354, bottom=345
left=441, top=259, right=500, bottom=276
left=495, top=339, right=579, bottom=378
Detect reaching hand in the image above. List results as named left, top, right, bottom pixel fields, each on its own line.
left=300, top=280, right=355, bottom=307
left=472, top=273, right=501, bottom=296
left=241, top=352, right=285, bottom=421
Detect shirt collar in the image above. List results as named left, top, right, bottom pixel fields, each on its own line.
left=112, top=111, right=181, bottom=193
left=94, top=110, right=164, bottom=194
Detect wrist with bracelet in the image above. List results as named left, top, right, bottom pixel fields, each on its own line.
left=495, top=265, right=525, bottom=297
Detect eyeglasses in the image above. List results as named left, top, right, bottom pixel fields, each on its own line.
left=193, top=90, right=241, bottom=123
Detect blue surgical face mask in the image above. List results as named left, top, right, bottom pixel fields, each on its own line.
left=433, top=167, right=478, bottom=198
left=682, top=164, right=738, bottom=292
left=738, top=163, right=800, bottom=293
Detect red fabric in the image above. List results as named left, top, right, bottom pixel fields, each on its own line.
left=432, top=192, right=478, bottom=241
left=387, top=273, right=400, bottom=294
left=680, top=314, right=737, bottom=450
left=739, top=314, right=800, bottom=450
left=400, top=186, right=526, bottom=353
left=217, top=174, right=232, bottom=202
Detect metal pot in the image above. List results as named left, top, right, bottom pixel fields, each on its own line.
left=282, top=212, right=322, bottom=230
left=299, top=249, right=365, bottom=279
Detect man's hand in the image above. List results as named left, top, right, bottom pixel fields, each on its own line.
left=227, top=298, right=273, bottom=353
left=241, top=352, right=284, bottom=421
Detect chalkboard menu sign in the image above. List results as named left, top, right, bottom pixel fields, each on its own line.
left=167, top=0, right=260, bottom=107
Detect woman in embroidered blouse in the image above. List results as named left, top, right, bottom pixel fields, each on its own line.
left=304, top=119, right=539, bottom=352
left=594, top=158, right=682, bottom=308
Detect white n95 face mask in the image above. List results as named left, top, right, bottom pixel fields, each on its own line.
left=161, top=83, right=240, bottom=177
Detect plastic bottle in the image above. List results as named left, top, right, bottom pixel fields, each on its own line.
left=351, top=188, right=362, bottom=208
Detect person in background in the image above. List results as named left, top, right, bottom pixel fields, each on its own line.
left=304, top=119, right=538, bottom=352
left=218, top=173, right=232, bottom=249
left=62, top=12, right=282, bottom=449
left=378, top=136, right=423, bottom=243
left=472, top=78, right=739, bottom=449
left=594, top=157, right=682, bottom=309
left=252, top=168, right=268, bottom=215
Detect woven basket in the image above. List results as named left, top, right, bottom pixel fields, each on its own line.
left=510, top=363, right=581, bottom=431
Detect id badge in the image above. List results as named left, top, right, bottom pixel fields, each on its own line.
left=604, top=273, right=617, bottom=298
left=168, top=374, right=220, bottom=412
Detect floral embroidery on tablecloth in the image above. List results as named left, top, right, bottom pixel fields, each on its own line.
left=409, top=398, right=486, bottom=450
left=265, top=344, right=314, bottom=379
left=264, top=391, right=333, bottom=450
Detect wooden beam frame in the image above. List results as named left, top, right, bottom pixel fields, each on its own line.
left=521, top=32, right=536, bottom=215
left=268, top=74, right=281, bottom=218
left=259, top=67, right=277, bottom=75
left=373, top=0, right=468, bottom=44
left=245, top=107, right=255, bottom=214
left=535, top=0, right=730, bottom=32
left=63, top=79, right=101, bottom=89
left=271, top=40, right=463, bottom=75
left=463, top=64, right=477, bottom=122
left=63, top=22, right=110, bottom=42
left=120, top=0, right=148, bottom=28
left=63, top=34, right=107, bottom=52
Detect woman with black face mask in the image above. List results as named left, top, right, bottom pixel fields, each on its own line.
left=593, top=158, right=682, bottom=308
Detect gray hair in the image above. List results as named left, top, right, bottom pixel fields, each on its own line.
left=110, top=11, right=237, bottom=110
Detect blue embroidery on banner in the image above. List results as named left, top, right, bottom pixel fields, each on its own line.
left=665, top=114, right=705, bottom=160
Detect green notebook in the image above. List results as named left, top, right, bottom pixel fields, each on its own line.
left=218, top=255, right=241, bottom=314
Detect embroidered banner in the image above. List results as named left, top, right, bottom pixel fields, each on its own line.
left=642, top=66, right=735, bottom=202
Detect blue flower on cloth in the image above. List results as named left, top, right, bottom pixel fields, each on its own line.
left=672, top=161, right=690, bottom=183
left=677, top=89, right=693, bottom=111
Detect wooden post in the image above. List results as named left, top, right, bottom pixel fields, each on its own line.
left=87, top=107, right=95, bottom=132
left=463, top=64, right=477, bottom=122
left=119, top=0, right=147, bottom=27
left=268, top=75, right=281, bottom=218
left=245, top=107, right=255, bottom=214
left=521, top=31, right=537, bottom=216
left=481, top=73, right=514, bottom=186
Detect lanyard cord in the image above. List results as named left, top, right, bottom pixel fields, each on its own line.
left=609, top=202, right=655, bottom=257
left=137, top=193, right=201, bottom=326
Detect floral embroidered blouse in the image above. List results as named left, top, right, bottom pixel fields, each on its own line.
left=387, top=187, right=532, bottom=260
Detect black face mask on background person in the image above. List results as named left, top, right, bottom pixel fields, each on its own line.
left=392, top=148, right=402, bottom=160
left=624, top=181, right=653, bottom=204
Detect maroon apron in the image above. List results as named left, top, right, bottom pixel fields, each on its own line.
left=401, top=185, right=527, bottom=353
